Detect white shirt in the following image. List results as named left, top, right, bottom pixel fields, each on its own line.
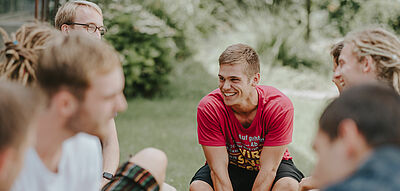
left=11, top=133, right=102, bottom=191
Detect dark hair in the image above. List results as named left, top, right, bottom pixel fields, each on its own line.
left=319, top=83, right=400, bottom=147
left=330, top=41, right=344, bottom=65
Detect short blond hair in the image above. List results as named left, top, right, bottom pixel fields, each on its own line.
left=55, top=1, right=102, bottom=30
left=36, top=32, right=121, bottom=100
left=344, top=28, right=400, bottom=94
left=219, top=44, right=260, bottom=78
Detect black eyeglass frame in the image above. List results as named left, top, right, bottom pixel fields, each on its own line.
left=65, top=22, right=107, bottom=35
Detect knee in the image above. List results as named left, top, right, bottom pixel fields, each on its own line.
left=189, top=180, right=213, bottom=191
left=273, top=177, right=299, bottom=191
left=129, top=147, right=167, bottom=165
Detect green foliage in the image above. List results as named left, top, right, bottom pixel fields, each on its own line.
left=94, top=1, right=179, bottom=97
left=315, top=0, right=400, bottom=36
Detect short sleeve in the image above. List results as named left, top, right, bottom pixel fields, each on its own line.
left=197, top=103, right=226, bottom=146
left=263, top=108, right=294, bottom=146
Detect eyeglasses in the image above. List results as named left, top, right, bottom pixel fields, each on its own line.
left=65, top=22, right=107, bottom=36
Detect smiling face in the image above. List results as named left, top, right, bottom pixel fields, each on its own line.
left=334, top=43, right=378, bottom=91
left=218, top=62, right=257, bottom=107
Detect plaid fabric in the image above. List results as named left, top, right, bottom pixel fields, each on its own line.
left=102, top=162, right=159, bottom=191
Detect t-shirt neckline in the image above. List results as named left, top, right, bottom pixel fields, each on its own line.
left=226, top=87, right=263, bottom=133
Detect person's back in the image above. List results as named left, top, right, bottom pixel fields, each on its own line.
left=11, top=133, right=102, bottom=191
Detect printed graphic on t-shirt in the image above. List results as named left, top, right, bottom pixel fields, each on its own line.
left=227, top=134, right=265, bottom=171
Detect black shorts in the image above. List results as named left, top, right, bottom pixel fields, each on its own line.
left=190, top=159, right=304, bottom=191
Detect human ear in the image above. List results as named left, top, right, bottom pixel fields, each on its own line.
left=251, top=73, right=260, bottom=86
left=51, top=90, right=78, bottom=118
left=60, top=24, right=70, bottom=33
left=361, top=55, right=375, bottom=74
left=337, top=119, right=367, bottom=157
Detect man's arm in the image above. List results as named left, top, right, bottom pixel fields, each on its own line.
left=100, top=119, right=120, bottom=186
left=202, top=146, right=233, bottom=191
left=252, top=145, right=287, bottom=191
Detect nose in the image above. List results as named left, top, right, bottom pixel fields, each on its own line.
left=94, top=30, right=101, bottom=39
left=222, top=80, right=231, bottom=90
left=115, top=93, right=128, bottom=113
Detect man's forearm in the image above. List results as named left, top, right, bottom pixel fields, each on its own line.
left=210, top=168, right=233, bottom=191
left=100, top=120, right=120, bottom=186
left=252, top=169, right=276, bottom=191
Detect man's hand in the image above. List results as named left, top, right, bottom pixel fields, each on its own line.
left=252, top=145, right=287, bottom=191
left=298, top=176, right=319, bottom=191
left=202, top=146, right=233, bottom=191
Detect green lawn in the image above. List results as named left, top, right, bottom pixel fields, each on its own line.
left=115, top=95, right=329, bottom=190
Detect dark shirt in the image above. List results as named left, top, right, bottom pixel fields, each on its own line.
left=324, top=146, right=400, bottom=191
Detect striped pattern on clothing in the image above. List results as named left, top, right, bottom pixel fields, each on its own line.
left=102, top=161, right=159, bottom=191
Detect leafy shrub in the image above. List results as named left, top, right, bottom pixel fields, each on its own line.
left=95, top=1, right=179, bottom=97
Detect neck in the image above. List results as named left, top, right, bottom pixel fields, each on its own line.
left=232, top=88, right=258, bottom=114
left=34, top=109, right=76, bottom=173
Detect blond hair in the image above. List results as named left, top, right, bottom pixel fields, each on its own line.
left=345, top=28, right=400, bottom=94
left=37, top=32, right=121, bottom=100
left=0, top=22, right=58, bottom=86
left=55, top=0, right=102, bottom=30
left=219, top=43, right=260, bottom=78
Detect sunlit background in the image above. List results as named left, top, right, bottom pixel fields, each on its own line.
left=2, top=0, right=400, bottom=189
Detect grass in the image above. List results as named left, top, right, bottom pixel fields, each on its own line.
left=115, top=95, right=329, bottom=190
left=115, top=61, right=333, bottom=190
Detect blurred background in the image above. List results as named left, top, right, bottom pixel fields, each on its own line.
left=2, top=0, right=400, bottom=190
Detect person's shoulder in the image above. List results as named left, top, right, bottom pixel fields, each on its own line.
left=64, top=133, right=102, bottom=158
left=198, top=88, right=224, bottom=110
left=257, top=85, right=293, bottom=110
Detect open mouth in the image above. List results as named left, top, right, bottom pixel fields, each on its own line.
left=223, top=92, right=237, bottom=97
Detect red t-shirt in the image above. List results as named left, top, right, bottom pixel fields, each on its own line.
left=197, top=85, right=293, bottom=171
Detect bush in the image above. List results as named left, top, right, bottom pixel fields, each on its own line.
left=97, top=2, right=179, bottom=97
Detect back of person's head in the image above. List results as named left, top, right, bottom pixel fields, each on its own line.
left=319, top=83, right=400, bottom=147
left=345, top=28, right=400, bottom=94
left=36, top=32, right=121, bottom=101
left=219, top=43, right=260, bottom=78
left=55, top=0, right=102, bottom=30
left=0, top=22, right=58, bottom=86
left=0, top=81, right=38, bottom=190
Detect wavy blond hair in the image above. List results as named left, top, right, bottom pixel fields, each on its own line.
left=345, top=28, right=400, bottom=94
left=0, top=22, right=58, bottom=86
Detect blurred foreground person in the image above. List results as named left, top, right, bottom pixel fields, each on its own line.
left=9, top=31, right=126, bottom=191
left=299, top=27, right=400, bottom=191
left=313, top=84, right=400, bottom=190
left=190, top=44, right=304, bottom=191
left=0, top=82, right=39, bottom=191
left=55, top=1, right=119, bottom=183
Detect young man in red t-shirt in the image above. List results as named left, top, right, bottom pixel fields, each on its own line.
left=189, top=44, right=304, bottom=191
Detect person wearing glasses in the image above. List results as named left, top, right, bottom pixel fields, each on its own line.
left=54, top=1, right=117, bottom=186
left=55, top=1, right=106, bottom=39
left=51, top=1, right=177, bottom=191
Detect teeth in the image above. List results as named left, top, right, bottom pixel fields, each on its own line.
left=340, top=82, right=345, bottom=87
left=224, top=92, right=236, bottom=96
